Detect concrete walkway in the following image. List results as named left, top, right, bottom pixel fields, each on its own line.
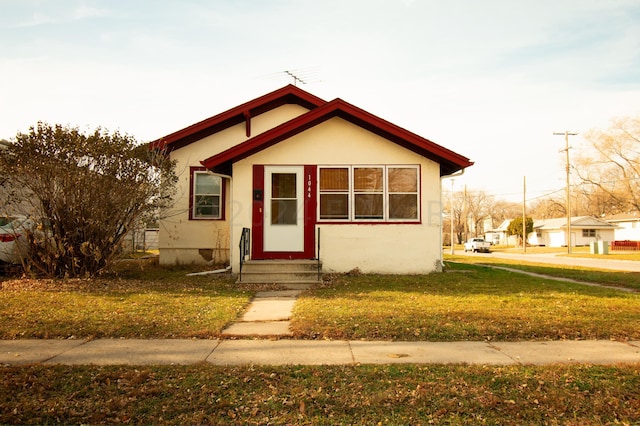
left=1, top=339, right=639, bottom=366
left=220, top=290, right=300, bottom=337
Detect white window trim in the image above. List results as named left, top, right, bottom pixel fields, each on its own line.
left=317, top=165, right=420, bottom=223
left=193, top=171, right=222, bottom=220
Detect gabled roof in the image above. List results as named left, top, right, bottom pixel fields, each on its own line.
left=494, top=219, right=511, bottom=231
left=201, top=97, right=474, bottom=176
left=603, top=213, right=640, bottom=223
left=534, top=216, right=618, bottom=230
left=149, top=85, right=326, bottom=151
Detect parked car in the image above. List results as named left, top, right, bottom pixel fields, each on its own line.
left=464, top=237, right=491, bottom=253
left=0, top=216, right=51, bottom=264
left=0, top=216, right=29, bottom=263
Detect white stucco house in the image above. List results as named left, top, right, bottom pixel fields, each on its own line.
left=604, top=213, right=640, bottom=241
left=149, top=85, right=473, bottom=274
left=485, top=219, right=519, bottom=246
left=528, top=216, right=617, bottom=247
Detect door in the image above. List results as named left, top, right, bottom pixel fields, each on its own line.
left=264, top=166, right=304, bottom=252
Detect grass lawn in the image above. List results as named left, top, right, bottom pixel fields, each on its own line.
left=2, top=363, right=639, bottom=425
left=2, top=257, right=640, bottom=424
left=445, top=253, right=640, bottom=291
left=291, top=263, right=640, bottom=341
left=0, top=259, right=250, bottom=339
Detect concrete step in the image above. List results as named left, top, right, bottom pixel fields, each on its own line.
left=240, top=259, right=321, bottom=273
left=237, top=260, right=322, bottom=287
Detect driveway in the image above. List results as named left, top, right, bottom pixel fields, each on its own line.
left=452, top=250, right=640, bottom=272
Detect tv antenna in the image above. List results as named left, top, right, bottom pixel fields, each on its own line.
left=285, top=70, right=306, bottom=86
left=261, top=66, right=321, bottom=86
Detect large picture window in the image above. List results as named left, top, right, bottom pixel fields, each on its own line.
left=192, top=170, right=222, bottom=219
left=318, top=165, right=419, bottom=222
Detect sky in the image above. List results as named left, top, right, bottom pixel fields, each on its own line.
left=1, top=0, right=639, bottom=202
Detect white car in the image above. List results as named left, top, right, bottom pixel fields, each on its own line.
left=0, top=216, right=46, bottom=264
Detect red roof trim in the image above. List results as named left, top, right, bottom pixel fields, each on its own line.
left=201, top=98, right=474, bottom=176
left=148, top=85, right=326, bottom=151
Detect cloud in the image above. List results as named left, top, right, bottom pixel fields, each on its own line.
left=72, top=5, right=111, bottom=20
left=1, top=2, right=110, bottom=28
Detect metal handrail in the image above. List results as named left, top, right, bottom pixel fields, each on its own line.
left=316, top=227, right=321, bottom=281
left=239, top=227, right=250, bottom=281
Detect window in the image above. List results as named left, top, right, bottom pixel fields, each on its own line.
left=354, top=167, right=383, bottom=219
left=318, top=165, right=419, bottom=222
left=319, top=168, right=349, bottom=219
left=271, top=173, right=297, bottom=225
left=193, top=170, right=222, bottom=219
left=388, top=167, right=418, bottom=219
left=582, top=229, right=596, bottom=237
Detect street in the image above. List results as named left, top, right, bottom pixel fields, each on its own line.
left=452, top=250, right=640, bottom=272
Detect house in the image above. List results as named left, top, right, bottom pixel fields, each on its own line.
left=528, top=216, right=617, bottom=247
left=150, top=85, right=473, bottom=274
left=604, top=213, right=640, bottom=241
left=484, top=219, right=519, bottom=246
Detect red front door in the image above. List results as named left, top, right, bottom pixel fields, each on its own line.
left=252, top=165, right=316, bottom=259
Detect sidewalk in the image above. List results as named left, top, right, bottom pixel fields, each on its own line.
left=1, top=338, right=639, bottom=366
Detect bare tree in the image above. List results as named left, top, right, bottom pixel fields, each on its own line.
left=443, top=187, right=494, bottom=244
left=464, top=189, right=494, bottom=238
left=573, top=116, right=640, bottom=214
left=487, top=199, right=521, bottom=226
left=442, top=187, right=465, bottom=245
left=0, top=122, right=177, bottom=278
left=528, top=194, right=567, bottom=219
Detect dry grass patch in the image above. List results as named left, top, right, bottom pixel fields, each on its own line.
left=2, top=363, right=639, bottom=425
left=0, top=259, right=250, bottom=339
left=291, top=265, right=640, bottom=341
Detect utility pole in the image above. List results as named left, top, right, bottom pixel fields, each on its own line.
left=523, top=176, right=526, bottom=253
left=450, top=179, right=455, bottom=255
left=463, top=185, right=468, bottom=242
left=554, top=131, right=578, bottom=254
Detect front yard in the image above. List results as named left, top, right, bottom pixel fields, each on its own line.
left=1, top=258, right=639, bottom=342
left=290, top=262, right=640, bottom=341
left=0, top=260, right=249, bottom=339
left=1, top=257, right=640, bottom=424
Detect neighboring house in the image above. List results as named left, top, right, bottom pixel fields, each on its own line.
left=603, top=213, right=640, bottom=241
left=488, top=216, right=618, bottom=247
left=150, top=85, right=473, bottom=274
left=528, top=216, right=617, bottom=247
left=484, top=219, right=519, bottom=246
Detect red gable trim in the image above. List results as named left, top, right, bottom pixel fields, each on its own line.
left=201, top=98, right=474, bottom=176
left=148, top=85, right=326, bottom=151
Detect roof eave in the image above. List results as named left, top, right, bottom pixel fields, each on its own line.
left=148, top=85, right=326, bottom=152
left=201, top=98, right=474, bottom=176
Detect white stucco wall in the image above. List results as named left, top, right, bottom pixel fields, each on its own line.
left=158, top=104, right=310, bottom=265
left=538, top=229, right=616, bottom=248
left=613, top=222, right=640, bottom=240
left=230, top=117, right=444, bottom=274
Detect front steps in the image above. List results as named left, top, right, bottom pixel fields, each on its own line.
left=237, top=259, right=322, bottom=289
